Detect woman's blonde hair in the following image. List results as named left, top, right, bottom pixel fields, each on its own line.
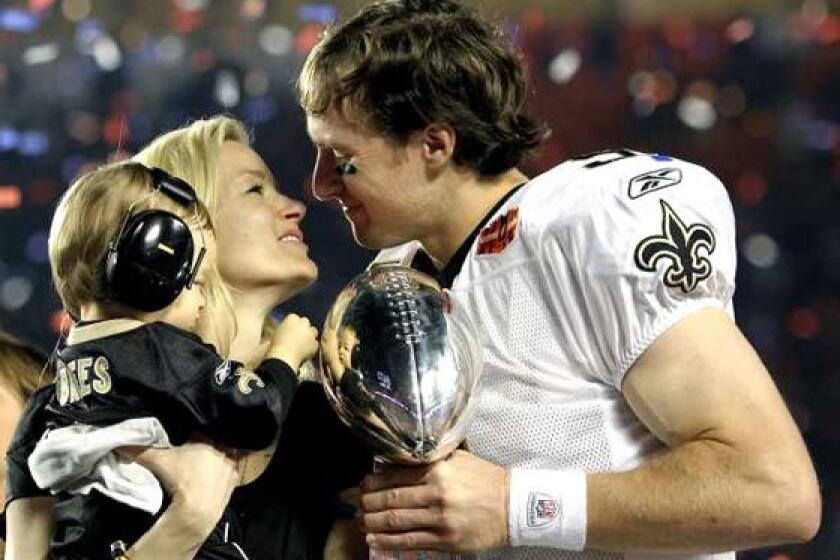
left=132, top=116, right=249, bottom=217
left=0, top=331, right=51, bottom=402
left=132, top=116, right=259, bottom=361
left=48, top=161, right=217, bottom=343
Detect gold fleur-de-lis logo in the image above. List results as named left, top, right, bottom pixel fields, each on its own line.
left=634, top=200, right=716, bottom=293
left=234, top=367, right=265, bottom=395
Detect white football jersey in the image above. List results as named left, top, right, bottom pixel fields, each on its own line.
left=373, top=150, right=738, bottom=560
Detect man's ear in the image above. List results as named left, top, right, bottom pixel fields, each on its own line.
left=421, top=123, right=456, bottom=168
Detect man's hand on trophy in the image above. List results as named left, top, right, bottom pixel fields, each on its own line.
left=359, top=450, right=510, bottom=553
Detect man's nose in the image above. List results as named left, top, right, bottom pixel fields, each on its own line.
left=311, top=149, right=342, bottom=201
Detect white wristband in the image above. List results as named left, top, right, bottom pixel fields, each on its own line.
left=508, top=468, right=587, bottom=551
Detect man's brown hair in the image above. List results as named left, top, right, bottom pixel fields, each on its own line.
left=298, top=0, right=548, bottom=176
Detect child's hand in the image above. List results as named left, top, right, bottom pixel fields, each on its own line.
left=267, top=313, right=319, bottom=372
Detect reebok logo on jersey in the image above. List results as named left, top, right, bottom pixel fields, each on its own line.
left=214, top=361, right=232, bottom=385
left=628, top=168, right=682, bottom=199
left=478, top=207, right=519, bottom=255
left=634, top=199, right=716, bottom=293
left=527, top=491, right=559, bottom=527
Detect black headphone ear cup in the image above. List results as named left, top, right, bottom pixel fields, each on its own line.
left=104, top=210, right=195, bottom=312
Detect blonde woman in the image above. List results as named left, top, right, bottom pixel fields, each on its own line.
left=37, top=160, right=319, bottom=558
left=5, top=117, right=370, bottom=559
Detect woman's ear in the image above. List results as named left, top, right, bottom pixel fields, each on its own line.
left=421, top=123, right=456, bottom=168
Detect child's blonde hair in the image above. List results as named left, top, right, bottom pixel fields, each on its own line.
left=133, top=116, right=269, bottom=364
left=48, top=161, right=221, bottom=345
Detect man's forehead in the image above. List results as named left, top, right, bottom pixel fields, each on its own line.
left=307, top=112, right=342, bottom=139
left=306, top=108, right=366, bottom=145
left=305, top=114, right=331, bottom=142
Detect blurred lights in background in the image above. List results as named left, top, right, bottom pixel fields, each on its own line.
left=677, top=95, right=717, bottom=131
left=240, top=0, right=266, bottom=21
left=0, top=276, right=33, bottom=312
left=548, top=49, right=581, bottom=85
left=0, top=8, right=41, bottom=32
left=214, top=70, right=241, bottom=108
left=298, top=3, right=336, bottom=24
left=0, top=186, right=22, bottom=209
left=0, top=128, right=18, bottom=151
left=725, top=18, right=755, bottom=43
left=1, top=4, right=840, bottom=555
left=296, top=23, right=326, bottom=54
left=91, top=35, right=122, bottom=71
left=627, top=70, right=678, bottom=116
left=735, top=171, right=768, bottom=206
left=23, top=43, right=59, bottom=65
left=788, top=307, right=822, bottom=339
left=62, top=0, right=91, bottom=22
left=259, top=25, right=294, bottom=56
left=24, top=231, right=49, bottom=264
left=742, top=233, right=780, bottom=269
left=156, top=35, right=186, bottom=64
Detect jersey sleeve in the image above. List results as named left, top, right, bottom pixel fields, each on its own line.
left=130, top=326, right=298, bottom=450
left=4, top=386, right=54, bottom=507
left=540, top=157, right=737, bottom=389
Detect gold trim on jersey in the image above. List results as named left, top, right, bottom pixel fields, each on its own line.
left=66, top=319, right=146, bottom=345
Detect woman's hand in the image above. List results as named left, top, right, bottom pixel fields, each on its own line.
left=118, top=441, right=241, bottom=547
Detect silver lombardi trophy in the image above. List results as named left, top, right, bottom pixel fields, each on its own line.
left=319, top=264, right=483, bottom=465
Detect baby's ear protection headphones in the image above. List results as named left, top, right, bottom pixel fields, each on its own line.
left=104, top=166, right=207, bottom=312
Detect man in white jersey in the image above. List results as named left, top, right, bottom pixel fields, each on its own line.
left=298, top=1, right=821, bottom=558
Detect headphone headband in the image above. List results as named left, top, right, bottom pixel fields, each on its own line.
left=149, top=166, right=197, bottom=207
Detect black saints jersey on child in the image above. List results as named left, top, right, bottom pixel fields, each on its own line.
left=28, top=318, right=297, bottom=559
left=45, top=319, right=295, bottom=447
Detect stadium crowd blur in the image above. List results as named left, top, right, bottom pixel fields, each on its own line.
left=0, top=0, right=838, bottom=558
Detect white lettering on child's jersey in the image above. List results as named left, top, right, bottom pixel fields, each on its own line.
left=56, top=356, right=113, bottom=405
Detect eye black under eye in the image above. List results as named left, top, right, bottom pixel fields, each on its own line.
left=335, top=162, right=357, bottom=176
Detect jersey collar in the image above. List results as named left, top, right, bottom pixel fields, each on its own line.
left=412, top=183, right=526, bottom=289
left=67, top=318, right=145, bottom=345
